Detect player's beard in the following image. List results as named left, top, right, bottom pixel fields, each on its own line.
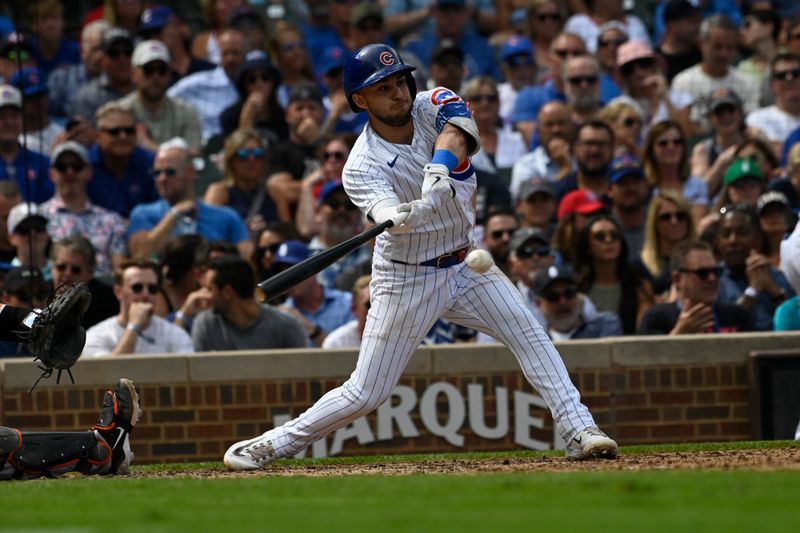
left=371, top=106, right=413, bottom=128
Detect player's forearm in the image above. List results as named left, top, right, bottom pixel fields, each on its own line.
left=434, top=124, right=470, bottom=165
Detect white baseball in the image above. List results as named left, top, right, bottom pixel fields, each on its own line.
left=466, top=249, right=494, bottom=274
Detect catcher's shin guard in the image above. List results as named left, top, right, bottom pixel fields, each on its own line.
left=1, top=429, right=110, bottom=479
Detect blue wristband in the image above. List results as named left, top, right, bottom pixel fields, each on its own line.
left=431, top=149, right=458, bottom=172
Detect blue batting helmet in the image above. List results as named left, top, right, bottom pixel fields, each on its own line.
left=343, top=44, right=416, bottom=113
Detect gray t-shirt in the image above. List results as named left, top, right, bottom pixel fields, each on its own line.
left=192, top=305, right=308, bottom=352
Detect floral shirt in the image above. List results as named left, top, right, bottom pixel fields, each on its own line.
left=40, top=197, right=128, bottom=277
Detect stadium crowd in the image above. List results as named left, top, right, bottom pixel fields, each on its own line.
left=1, top=0, right=800, bottom=358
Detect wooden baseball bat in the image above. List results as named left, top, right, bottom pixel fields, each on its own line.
left=255, top=219, right=393, bottom=302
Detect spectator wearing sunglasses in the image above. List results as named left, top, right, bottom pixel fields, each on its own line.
left=83, top=258, right=194, bottom=357
left=639, top=240, right=752, bottom=335
left=250, top=221, right=299, bottom=287
left=205, top=129, right=278, bottom=235
left=114, top=40, right=202, bottom=154
left=86, top=103, right=158, bottom=218
left=482, top=207, right=520, bottom=280
left=574, top=214, right=653, bottom=334
left=50, top=235, right=119, bottom=329
left=40, top=141, right=127, bottom=278
left=296, top=136, right=353, bottom=239
left=532, top=265, right=621, bottom=340
left=0, top=33, right=37, bottom=85
left=671, top=15, right=760, bottom=135
left=220, top=50, right=287, bottom=143
left=128, top=138, right=250, bottom=259
left=594, top=21, right=628, bottom=81
left=7, top=202, right=52, bottom=282
left=562, top=55, right=604, bottom=125
left=564, top=0, right=650, bottom=55
left=716, top=205, right=794, bottom=331
left=598, top=99, right=645, bottom=159
left=616, top=41, right=693, bottom=139
left=637, top=190, right=696, bottom=300
left=745, top=54, right=800, bottom=158
left=70, top=28, right=135, bottom=125
left=497, top=36, right=537, bottom=131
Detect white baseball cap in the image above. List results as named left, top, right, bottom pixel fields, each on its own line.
left=0, top=84, right=21, bottom=109
left=7, top=202, right=48, bottom=235
left=132, top=39, right=170, bottom=67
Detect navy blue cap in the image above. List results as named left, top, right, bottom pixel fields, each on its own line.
left=274, top=240, right=311, bottom=266
left=319, top=181, right=348, bottom=204
left=11, top=67, right=47, bottom=96
left=139, top=6, right=178, bottom=33
left=436, top=0, right=466, bottom=8
left=319, top=46, right=348, bottom=76
left=501, top=35, right=534, bottom=61
left=532, top=265, right=576, bottom=295
left=237, top=50, right=282, bottom=91
left=609, top=155, right=644, bottom=184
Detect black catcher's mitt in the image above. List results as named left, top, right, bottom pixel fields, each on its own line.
left=29, top=283, right=92, bottom=390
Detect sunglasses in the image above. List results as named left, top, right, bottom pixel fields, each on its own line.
left=142, top=62, right=169, bottom=77
left=257, top=243, right=281, bottom=257
left=151, top=167, right=177, bottom=177
left=656, top=138, right=684, bottom=148
left=712, top=103, right=738, bottom=116
left=490, top=228, right=516, bottom=240
left=235, top=147, right=265, bottom=159
left=542, top=287, right=577, bottom=303
left=130, top=282, right=159, bottom=295
left=731, top=177, right=763, bottom=190
left=679, top=266, right=723, bottom=281
left=246, top=72, right=272, bottom=84
left=508, top=55, right=535, bottom=67
left=54, top=160, right=85, bottom=173
left=620, top=58, right=655, bottom=76
left=470, top=94, right=499, bottom=103
left=323, top=199, right=356, bottom=210
left=591, top=230, right=621, bottom=243
left=598, top=37, right=628, bottom=48
left=15, top=224, right=47, bottom=236
left=281, top=41, right=305, bottom=53
left=102, top=126, right=136, bottom=137
left=107, top=46, right=134, bottom=59
left=5, top=50, right=31, bottom=61
left=537, top=13, right=561, bottom=23
left=324, top=151, right=346, bottom=161
left=554, top=49, right=583, bottom=59
left=658, top=211, right=688, bottom=223
left=622, top=117, right=642, bottom=128
left=567, top=75, right=598, bottom=86
left=55, top=263, right=83, bottom=275
left=773, top=69, right=800, bottom=81
left=517, top=245, right=550, bottom=259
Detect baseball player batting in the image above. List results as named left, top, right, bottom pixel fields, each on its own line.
left=224, top=44, right=618, bottom=470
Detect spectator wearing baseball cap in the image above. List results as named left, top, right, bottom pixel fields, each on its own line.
left=70, top=28, right=135, bottom=124
left=219, top=50, right=286, bottom=140
left=757, top=191, right=796, bottom=269
left=508, top=228, right=556, bottom=312
left=114, top=39, right=203, bottom=153
left=39, top=141, right=128, bottom=278
left=532, top=265, right=622, bottom=340
left=516, top=178, right=557, bottom=238
left=6, top=202, right=52, bottom=282
left=0, top=265, right=48, bottom=357
left=0, top=33, right=35, bottom=84
left=10, top=66, right=64, bottom=154
left=654, top=0, right=703, bottom=82
left=138, top=6, right=215, bottom=85
left=498, top=36, right=537, bottom=128
left=720, top=157, right=767, bottom=209
left=551, top=188, right=606, bottom=270
left=273, top=240, right=356, bottom=347
left=0, top=84, right=54, bottom=204
left=607, top=155, right=650, bottom=260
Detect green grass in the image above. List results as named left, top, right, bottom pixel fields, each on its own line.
left=1, top=442, right=799, bottom=532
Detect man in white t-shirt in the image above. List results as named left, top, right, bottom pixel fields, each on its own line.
left=83, top=259, right=194, bottom=356
left=746, top=53, right=800, bottom=156
left=671, top=14, right=761, bottom=133
left=322, top=275, right=371, bottom=349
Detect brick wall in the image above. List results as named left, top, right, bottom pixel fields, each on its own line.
left=1, top=333, right=797, bottom=464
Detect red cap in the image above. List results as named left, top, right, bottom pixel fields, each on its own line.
left=557, top=189, right=605, bottom=220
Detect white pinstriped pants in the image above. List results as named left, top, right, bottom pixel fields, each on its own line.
left=268, top=255, right=597, bottom=458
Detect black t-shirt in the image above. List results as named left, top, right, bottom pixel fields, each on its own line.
left=656, top=45, right=703, bottom=83
left=638, top=301, right=752, bottom=335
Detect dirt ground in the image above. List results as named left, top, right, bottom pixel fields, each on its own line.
left=133, top=446, right=800, bottom=478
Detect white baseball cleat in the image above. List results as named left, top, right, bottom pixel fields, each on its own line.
left=224, top=433, right=278, bottom=471
left=565, top=426, right=619, bottom=460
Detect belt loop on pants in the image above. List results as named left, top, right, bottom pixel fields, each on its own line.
left=392, top=246, right=470, bottom=268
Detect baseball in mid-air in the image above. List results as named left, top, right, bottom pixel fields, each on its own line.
left=466, top=249, right=494, bottom=273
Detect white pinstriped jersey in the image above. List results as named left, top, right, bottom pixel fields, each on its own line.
left=343, top=88, right=476, bottom=263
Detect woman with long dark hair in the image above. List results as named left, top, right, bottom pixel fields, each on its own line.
left=574, top=214, right=653, bottom=333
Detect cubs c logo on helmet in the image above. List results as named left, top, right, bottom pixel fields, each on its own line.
left=379, top=51, right=395, bottom=66
left=430, top=87, right=462, bottom=106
